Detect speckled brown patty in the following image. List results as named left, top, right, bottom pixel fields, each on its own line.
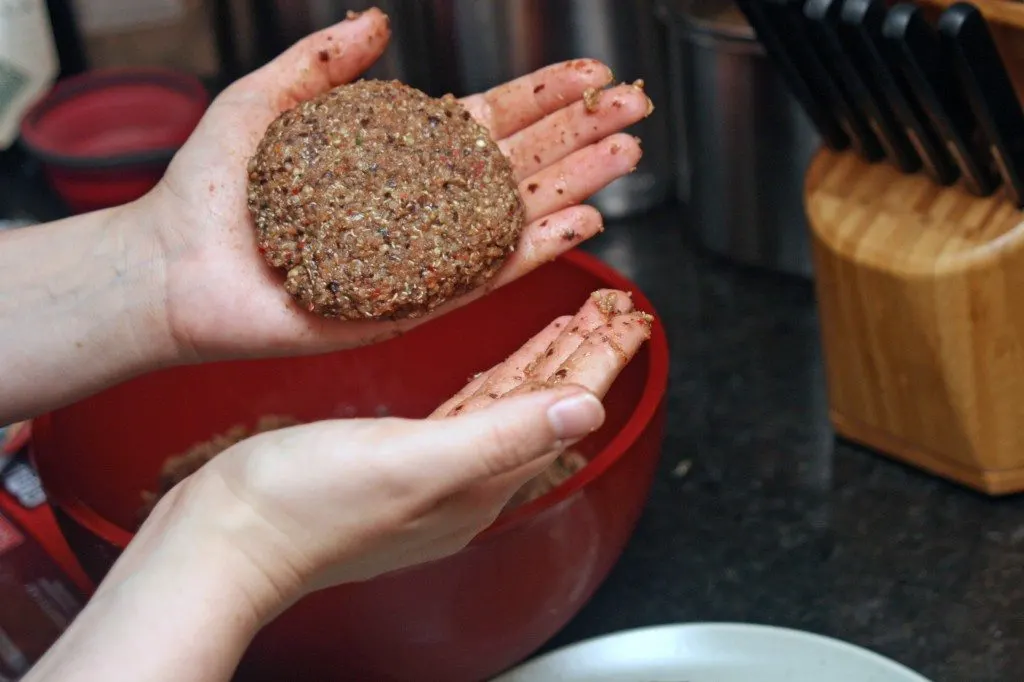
left=246, top=79, right=525, bottom=320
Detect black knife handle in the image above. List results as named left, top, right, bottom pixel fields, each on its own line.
left=881, top=3, right=999, bottom=196
left=734, top=0, right=851, bottom=151
left=763, top=0, right=886, bottom=162
left=938, top=2, right=1024, bottom=207
left=805, top=0, right=921, bottom=173
left=838, top=0, right=959, bottom=185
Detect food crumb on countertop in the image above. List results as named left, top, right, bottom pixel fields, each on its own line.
left=671, top=459, right=693, bottom=479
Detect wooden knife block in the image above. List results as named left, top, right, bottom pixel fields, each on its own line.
left=805, top=0, right=1024, bottom=494
left=805, top=149, right=1024, bottom=494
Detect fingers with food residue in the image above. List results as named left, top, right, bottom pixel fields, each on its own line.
left=491, top=205, right=604, bottom=290
left=518, top=289, right=634, bottom=382
left=520, top=133, right=642, bottom=223
left=431, top=315, right=571, bottom=418
left=429, top=370, right=493, bottom=420
left=546, top=310, right=653, bottom=398
left=460, top=59, right=614, bottom=140
left=435, top=289, right=652, bottom=419
left=500, top=84, right=650, bottom=180
left=452, top=291, right=630, bottom=415
left=260, top=8, right=392, bottom=113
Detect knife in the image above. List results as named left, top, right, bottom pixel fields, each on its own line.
left=762, top=0, right=885, bottom=162
left=881, top=3, right=999, bottom=196
left=838, top=0, right=959, bottom=185
left=734, top=0, right=851, bottom=150
left=937, top=2, right=1024, bottom=207
left=804, top=0, right=921, bottom=172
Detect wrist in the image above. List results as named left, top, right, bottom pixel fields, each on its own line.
left=108, top=197, right=180, bottom=371
left=0, top=200, right=179, bottom=422
left=24, top=473, right=269, bottom=682
left=104, top=465, right=304, bottom=628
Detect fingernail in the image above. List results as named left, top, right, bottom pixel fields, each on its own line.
left=547, top=392, right=604, bottom=440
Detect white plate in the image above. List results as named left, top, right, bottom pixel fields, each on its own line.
left=492, top=623, right=933, bottom=682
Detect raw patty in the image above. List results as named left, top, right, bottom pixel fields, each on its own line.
left=247, top=79, right=525, bottom=320
left=138, top=416, right=586, bottom=524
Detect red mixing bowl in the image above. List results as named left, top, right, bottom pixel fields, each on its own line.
left=31, top=251, right=669, bottom=682
left=19, top=68, right=208, bottom=213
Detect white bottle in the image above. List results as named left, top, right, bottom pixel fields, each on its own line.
left=0, top=0, right=59, bottom=150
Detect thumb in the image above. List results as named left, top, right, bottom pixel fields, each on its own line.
left=390, top=385, right=605, bottom=493
left=233, top=8, right=390, bottom=111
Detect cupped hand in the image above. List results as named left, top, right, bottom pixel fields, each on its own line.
left=146, top=8, right=651, bottom=363
left=107, top=290, right=651, bottom=622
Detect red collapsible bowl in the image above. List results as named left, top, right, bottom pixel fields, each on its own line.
left=19, top=68, right=208, bottom=213
left=31, top=251, right=669, bottom=682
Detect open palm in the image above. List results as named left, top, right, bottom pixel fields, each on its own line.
left=149, top=8, right=650, bottom=362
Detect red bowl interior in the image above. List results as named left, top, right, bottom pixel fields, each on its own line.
left=19, top=68, right=208, bottom=212
left=32, top=251, right=669, bottom=681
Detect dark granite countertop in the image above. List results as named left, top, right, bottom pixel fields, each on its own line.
left=548, top=209, right=1024, bottom=682
left=4, top=150, right=1022, bottom=682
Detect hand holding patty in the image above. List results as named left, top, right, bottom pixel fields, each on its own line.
left=146, top=7, right=651, bottom=363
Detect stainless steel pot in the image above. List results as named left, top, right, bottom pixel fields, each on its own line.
left=661, top=0, right=820, bottom=278
left=232, top=0, right=673, bottom=218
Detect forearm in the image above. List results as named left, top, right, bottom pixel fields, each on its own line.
left=0, top=200, right=177, bottom=423
left=23, top=484, right=269, bottom=682
left=25, top=564, right=257, bottom=682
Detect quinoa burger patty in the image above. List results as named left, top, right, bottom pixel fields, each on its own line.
left=246, top=79, right=525, bottom=320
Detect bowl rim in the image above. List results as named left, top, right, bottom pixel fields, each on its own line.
left=19, top=67, right=209, bottom=170
left=30, top=249, right=670, bottom=550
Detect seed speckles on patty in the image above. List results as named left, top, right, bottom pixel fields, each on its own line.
left=246, top=79, right=525, bottom=320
